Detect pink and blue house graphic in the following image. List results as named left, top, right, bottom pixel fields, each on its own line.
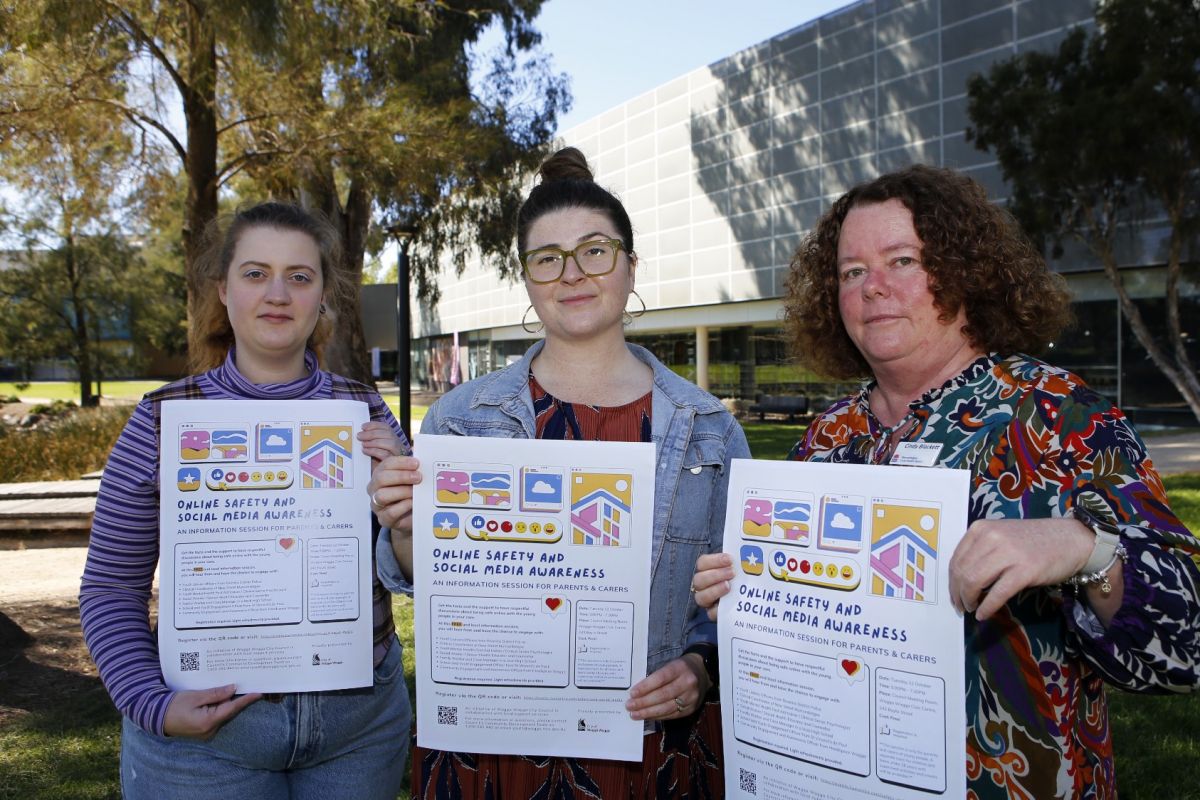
left=869, top=525, right=937, bottom=602
left=300, top=425, right=352, bottom=489
left=571, top=487, right=632, bottom=546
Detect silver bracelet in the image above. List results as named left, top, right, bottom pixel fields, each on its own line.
left=1065, top=542, right=1127, bottom=595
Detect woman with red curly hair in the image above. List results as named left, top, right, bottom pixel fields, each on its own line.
left=693, top=165, right=1200, bottom=799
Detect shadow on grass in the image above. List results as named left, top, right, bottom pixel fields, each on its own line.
left=0, top=703, right=121, bottom=800
left=741, top=421, right=808, bottom=461
left=0, top=602, right=121, bottom=800
left=1110, top=691, right=1200, bottom=799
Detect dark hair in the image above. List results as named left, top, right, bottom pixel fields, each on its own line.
left=784, top=164, right=1072, bottom=380
left=189, top=202, right=351, bottom=373
left=515, top=147, right=635, bottom=256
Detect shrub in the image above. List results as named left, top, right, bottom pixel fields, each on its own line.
left=28, top=399, right=77, bottom=417
left=0, top=405, right=132, bottom=482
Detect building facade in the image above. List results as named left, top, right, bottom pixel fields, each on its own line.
left=368, top=0, right=1198, bottom=425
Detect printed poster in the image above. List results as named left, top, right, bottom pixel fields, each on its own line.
left=720, top=459, right=969, bottom=799
left=413, top=434, right=655, bottom=762
left=158, top=400, right=375, bottom=693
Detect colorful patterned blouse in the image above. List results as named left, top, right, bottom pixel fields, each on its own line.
left=530, top=373, right=653, bottom=442
left=791, top=353, right=1200, bottom=800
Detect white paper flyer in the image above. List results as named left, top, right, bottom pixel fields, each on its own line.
left=719, top=459, right=969, bottom=799
left=412, top=434, right=655, bottom=762
left=158, top=399, right=374, bottom=693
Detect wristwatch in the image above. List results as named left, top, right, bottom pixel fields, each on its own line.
left=1066, top=508, right=1127, bottom=594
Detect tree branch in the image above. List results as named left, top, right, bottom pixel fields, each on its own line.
left=82, top=97, right=187, bottom=164
left=103, top=3, right=189, bottom=100
left=216, top=113, right=278, bottom=136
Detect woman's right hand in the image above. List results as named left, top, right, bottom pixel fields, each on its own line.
left=367, top=456, right=423, bottom=534
left=162, top=685, right=261, bottom=740
left=368, top=456, right=423, bottom=580
left=693, top=552, right=735, bottom=621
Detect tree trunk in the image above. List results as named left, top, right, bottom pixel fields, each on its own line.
left=1162, top=208, right=1200, bottom=418
left=181, top=4, right=220, bottom=362
left=1092, top=237, right=1200, bottom=423
left=64, top=238, right=97, bottom=408
left=316, top=180, right=373, bottom=384
left=0, top=610, right=33, bottom=649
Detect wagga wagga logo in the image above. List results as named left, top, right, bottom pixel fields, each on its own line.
left=577, top=719, right=610, bottom=733
left=312, top=652, right=345, bottom=667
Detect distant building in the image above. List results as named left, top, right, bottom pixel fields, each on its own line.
left=365, top=0, right=1198, bottom=426
left=0, top=248, right=183, bottom=382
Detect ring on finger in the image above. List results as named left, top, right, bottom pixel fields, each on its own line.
left=371, top=491, right=383, bottom=509
left=674, top=696, right=686, bottom=713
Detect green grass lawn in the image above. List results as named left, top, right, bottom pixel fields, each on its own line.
left=0, top=381, right=167, bottom=403
left=380, top=399, right=428, bottom=425
left=743, top=421, right=808, bottom=459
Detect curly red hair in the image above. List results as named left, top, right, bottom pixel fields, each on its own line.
left=784, top=165, right=1072, bottom=380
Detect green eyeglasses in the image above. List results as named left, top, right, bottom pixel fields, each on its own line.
left=520, top=238, right=625, bottom=284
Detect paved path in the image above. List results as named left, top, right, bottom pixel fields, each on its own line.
left=0, top=546, right=90, bottom=604
left=1145, top=432, right=1200, bottom=476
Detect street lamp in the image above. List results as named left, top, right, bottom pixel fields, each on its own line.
left=392, top=230, right=413, bottom=441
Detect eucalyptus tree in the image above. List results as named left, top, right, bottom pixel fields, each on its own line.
left=2, top=0, right=567, bottom=381
left=967, top=0, right=1200, bottom=421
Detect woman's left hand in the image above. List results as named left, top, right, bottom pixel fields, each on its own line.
left=358, top=421, right=407, bottom=470
left=625, top=655, right=709, bottom=721
left=949, top=517, right=1105, bottom=620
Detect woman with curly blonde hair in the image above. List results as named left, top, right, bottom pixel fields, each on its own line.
left=694, top=165, right=1200, bottom=799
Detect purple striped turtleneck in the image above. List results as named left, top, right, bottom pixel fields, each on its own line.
left=80, top=350, right=406, bottom=736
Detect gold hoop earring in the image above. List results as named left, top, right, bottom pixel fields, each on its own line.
left=521, top=304, right=544, bottom=334
left=622, top=290, right=647, bottom=325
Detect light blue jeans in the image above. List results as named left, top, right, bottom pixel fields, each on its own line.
left=120, top=638, right=410, bottom=800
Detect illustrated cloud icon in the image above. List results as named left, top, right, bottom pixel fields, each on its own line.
left=266, top=434, right=287, bottom=446
left=831, top=512, right=856, bottom=529
left=531, top=480, right=556, bottom=495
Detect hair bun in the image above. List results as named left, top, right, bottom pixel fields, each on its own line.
left=538, top=147, right=594, bottom=183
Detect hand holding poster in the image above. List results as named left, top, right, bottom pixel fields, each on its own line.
left=158, top=399, right=374, bottom=694
left=412, top=434, right=654, bottom=762
left=719, top=459, right=969, bottom=799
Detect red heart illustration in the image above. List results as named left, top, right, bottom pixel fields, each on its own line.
left=840, top=658, right=860, bottom=677
left=279, top=537, right=295, bottom=550
left=545, top=597, right=562, bottom=611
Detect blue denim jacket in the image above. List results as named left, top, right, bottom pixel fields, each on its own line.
left=377, top=340, right=749, bottom=675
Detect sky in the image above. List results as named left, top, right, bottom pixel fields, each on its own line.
left=523, top=0, right=852, bottom=132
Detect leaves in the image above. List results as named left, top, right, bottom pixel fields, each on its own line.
left=966, top=0, right=1200, bottom=422
left=3, top=0, right=569, bottom=382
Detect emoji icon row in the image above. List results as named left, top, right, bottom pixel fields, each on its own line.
left=431, top=511, right=563, bottom=543
left=206, top=466, right=293, bottom=491
left=770, top=550, right=859, bottom=591
left=739, top=543, right=859, bottom=591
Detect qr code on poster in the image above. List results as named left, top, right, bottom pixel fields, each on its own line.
left=437, top=705, right=458, bottom=726
left=180, top=652, right=200, bottom=672
left=739, top=767, right=757, bottom=795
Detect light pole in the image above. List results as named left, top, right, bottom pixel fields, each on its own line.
left=394, top=232, right=412, bottom=441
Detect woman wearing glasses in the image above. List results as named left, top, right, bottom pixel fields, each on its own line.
left=370, top=146, right=749, bottom=798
